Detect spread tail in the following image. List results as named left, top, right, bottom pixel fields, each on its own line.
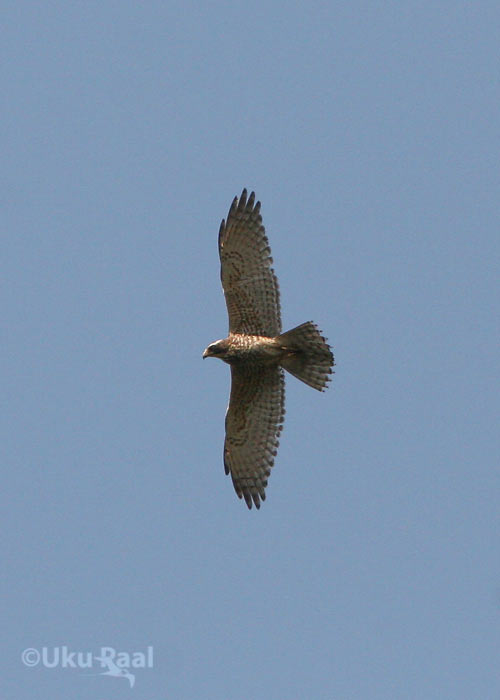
left=278, top=322, right=334, bottom=391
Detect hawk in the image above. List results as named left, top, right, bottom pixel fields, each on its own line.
left=203, top=189, right=334, bottom=509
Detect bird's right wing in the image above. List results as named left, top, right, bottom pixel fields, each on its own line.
left=224, top=364, right=285, bottom=509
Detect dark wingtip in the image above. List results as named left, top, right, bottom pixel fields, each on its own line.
left=243, top=492, right=253, bottom=509
left=237, top=189, right=248, bottom=211
left=237, top=188, right=260, bottom=213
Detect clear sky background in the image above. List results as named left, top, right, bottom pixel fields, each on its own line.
left=2, top=2, right=499, bottom=699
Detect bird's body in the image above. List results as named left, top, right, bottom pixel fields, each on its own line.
left=204, top=333, right=283, bottom=365
left=204, top=189, right=334, bottom=509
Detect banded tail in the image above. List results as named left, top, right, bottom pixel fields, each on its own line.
left=279, top=322, right=334, bottom=391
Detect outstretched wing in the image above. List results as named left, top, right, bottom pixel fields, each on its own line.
left=224, top=364, right=285, bottom=509
left=218, top=189, right=281, bottom=336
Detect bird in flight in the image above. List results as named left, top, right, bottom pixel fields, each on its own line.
left=203, top=189, right=334, bottom=509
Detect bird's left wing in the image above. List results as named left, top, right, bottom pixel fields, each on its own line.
left=218, top=189, right=281, bottom=336
left=224, top=364, right=285, bottom=509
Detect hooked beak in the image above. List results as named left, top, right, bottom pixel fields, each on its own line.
left=202, top=347, right=210, bottom=359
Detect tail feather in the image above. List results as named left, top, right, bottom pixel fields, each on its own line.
left=278, top=322, right=334, bottom=391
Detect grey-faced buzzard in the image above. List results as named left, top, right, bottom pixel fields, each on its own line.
left=203, top=189, right=334, bottom=509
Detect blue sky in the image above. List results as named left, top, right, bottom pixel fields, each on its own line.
left=3, top=2, right=499, bottom=698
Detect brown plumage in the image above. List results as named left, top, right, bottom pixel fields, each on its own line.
left=203, top=189, right=334, bottom=509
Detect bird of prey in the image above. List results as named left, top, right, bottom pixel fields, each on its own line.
left=203, top=189, right=334, bottom=509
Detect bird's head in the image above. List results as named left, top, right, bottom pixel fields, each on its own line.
left=203, top=338, right=229, bottom=360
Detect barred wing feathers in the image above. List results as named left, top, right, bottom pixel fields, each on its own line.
left=224, top=364, right=285, bottom=509
left=218, top=189, right=281, bottom=337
